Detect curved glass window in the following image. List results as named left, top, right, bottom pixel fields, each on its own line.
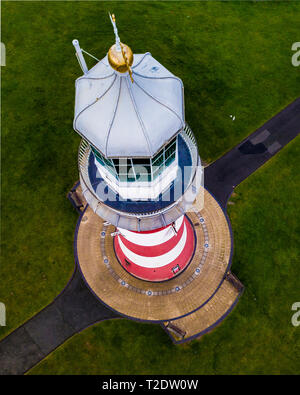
left=91, top=135, right=177, bottom=183
left=152, top=136, right=177, bottom=180
left=132, top=158, right=152, bottom=182
left=91, top=147, right=118, bottom=179
left=165, top=138, right=176, bottom=166
left=113, top=159, right=135, bottom=182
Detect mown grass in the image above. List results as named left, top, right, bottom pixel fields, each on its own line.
left=28, top=138, right=300, bottom=375
left=1, top=1, right=299, bottom=374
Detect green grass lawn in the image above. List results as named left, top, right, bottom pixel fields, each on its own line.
left=1, top=1, right=299, bottom=374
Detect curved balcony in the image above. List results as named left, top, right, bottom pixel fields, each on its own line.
left=78, top=124, right=203, bottom=231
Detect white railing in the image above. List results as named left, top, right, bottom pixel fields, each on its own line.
left=181, top=123, right=200, bottom=177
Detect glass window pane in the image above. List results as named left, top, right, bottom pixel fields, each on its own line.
left=106, top=166, right=117, bottom=177
left=94, top=154, right=105, bottom=167
left=114, top=159, right=136, bottom=182
left=118, top=165, right=135, bottom=173
left=136, top=173, right=152, bottom=182
left=103, top=157, right=114, bottom=169
left=134, top=161, right=151, bottom=181
left=92, top=147, right=104, bottom=163
left=165, top=138, right=176, bottom=162
left=134, top=164, right=151, bottom=174
left=152, top=148, right=164, bottom=165
left=165, top=152, right=176, bottom=167
left=165, top=136, right=176, bottom=151
left=92, top=147, right=118, bottom=178
left=113, top=159, right=131, bottom=168
left=153, top=165, right=165, bottom=180
left=132, top=158, right=151, bottom=166
left=152, top=152, right=164, bottom=167
left=112, top=159, right=119, bottom=173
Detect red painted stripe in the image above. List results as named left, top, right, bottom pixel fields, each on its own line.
left=118, top=218, right=186, bottom=257
left=114, top=217, right=195, bottom=282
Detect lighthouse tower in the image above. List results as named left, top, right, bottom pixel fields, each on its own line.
left=71, top=16, right=242, bottom=342
left=73, top=15, right=203, bottom=282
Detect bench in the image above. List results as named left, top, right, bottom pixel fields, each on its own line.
left=165, top=322, right=186, bottom=339
left=225, top=272, right=244, bottom=292
left=68, top=190, right=84, bottom=212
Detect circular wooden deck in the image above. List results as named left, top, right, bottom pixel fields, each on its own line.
left=75, top=188, right=233, bottom=322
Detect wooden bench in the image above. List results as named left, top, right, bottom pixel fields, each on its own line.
left=68, top=190, right=84, bottom=212
left=225, top=272, right=244, bottom=292
left=165, top=322, right=186, bottom=339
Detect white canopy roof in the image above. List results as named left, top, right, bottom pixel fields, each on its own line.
left=74, top=53, right=185, bottom=158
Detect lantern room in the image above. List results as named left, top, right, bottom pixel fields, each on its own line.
left=74, top=51, right=186, bottom=199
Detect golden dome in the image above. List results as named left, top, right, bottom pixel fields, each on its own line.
left=108, top=43, right=134, bottom=73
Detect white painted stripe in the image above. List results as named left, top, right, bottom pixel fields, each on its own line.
left=117, top=223, right=187, bottom=268
left=118, top=216, right=184, bottom=246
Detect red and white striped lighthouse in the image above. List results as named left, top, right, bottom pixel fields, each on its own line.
left=114, top=215, right=196, bottom=281
left=74, top=14, right=202, bottom=284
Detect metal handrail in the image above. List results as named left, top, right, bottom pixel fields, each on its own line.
left=78, top=124, right=201, bottom=219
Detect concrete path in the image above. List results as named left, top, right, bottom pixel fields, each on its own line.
left=205, top=97, right=300, bottom=208
left=0, top=266, right=121, bottom=375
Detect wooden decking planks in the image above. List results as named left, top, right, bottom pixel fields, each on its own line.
left=76, top=188, right=234, bottom=322
left=163, top=277, right=243, bottom=343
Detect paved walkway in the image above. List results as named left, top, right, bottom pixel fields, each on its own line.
left=162, top=273, right=244, bottom=344
left=205, top=97, right=300, bottom=208
left=0, top=266, right=120, bottom=375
